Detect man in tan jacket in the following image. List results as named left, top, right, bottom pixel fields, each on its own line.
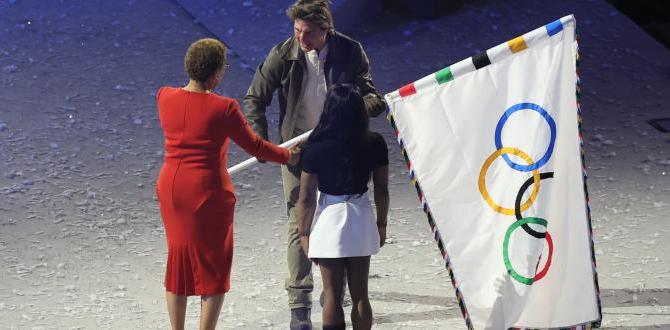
left=244, top=1, right=385, bottom=328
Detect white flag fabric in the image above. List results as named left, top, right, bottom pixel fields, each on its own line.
left=385, top=15, right=601, bottom=329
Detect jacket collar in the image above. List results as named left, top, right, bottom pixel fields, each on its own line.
left=285, top=36, right=302, bottom=61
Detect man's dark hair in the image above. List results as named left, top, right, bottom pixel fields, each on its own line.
left=286, top=0, right=334, bottom=32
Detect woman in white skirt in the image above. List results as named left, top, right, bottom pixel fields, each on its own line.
left=297, top=84, right=389, bottom=330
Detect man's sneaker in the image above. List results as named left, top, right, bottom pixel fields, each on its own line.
left=289, top=307, right=312, bottom=330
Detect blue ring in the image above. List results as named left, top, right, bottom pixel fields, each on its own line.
left=494, top=103, right=556, bottom=172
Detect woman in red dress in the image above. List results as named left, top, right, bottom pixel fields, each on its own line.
left=156, top=38, right=299, bottom=330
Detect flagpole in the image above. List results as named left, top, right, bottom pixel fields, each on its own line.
left=227, top=129, right=312, bottom=175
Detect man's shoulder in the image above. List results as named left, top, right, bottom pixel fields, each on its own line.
left=269, top=36, right=298, bottom=60
left=332, top=31, right=360, bottom=44
left=330, top=31, right=362, bottom=49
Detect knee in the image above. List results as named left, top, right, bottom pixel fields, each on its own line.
left=322, top=290, right=341, bottom=305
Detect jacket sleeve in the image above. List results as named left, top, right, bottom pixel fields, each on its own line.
left=353, top=42, right=387, bottom=118
left=243, top=46, right=283, bottom=140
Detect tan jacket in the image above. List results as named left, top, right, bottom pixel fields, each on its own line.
left=243, top=31, right=386, bottom=142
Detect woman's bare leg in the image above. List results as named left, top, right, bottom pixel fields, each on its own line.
left=200, top=294, right=224, bottom=330
left=346, top=256, right=372, bottom=330
left=166, top=291, right=187, bottom=330
left=319, top=258, right=347, bottom=328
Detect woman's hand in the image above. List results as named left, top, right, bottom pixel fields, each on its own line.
left=378, top=223, right=387, bottom=247
left=287, top=144, right=301, bottom=166
left=300, top=235, right=309, bottom=257
left=301, top=236, right=318, bottom=265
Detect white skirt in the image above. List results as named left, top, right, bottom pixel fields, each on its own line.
left=308, top=191, right=380, bottom=258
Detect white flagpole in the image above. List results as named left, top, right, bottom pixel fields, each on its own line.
left=227, top=129, right=312, bottom=175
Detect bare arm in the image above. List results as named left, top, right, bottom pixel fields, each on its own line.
left=373, top=165, right=389, bottom=247
left=297, top=171, right=319, bottom=255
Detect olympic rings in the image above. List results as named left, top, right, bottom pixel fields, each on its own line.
left=502, top=217, right=554, bottom=285
left=478, top=147, right=540, bottom=216
left=494, top=103, right=556, bottom=172
left=478, top=102, right=557, bottom=285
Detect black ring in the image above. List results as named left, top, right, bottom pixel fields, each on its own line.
left=514, top=172, right=554, bottom=238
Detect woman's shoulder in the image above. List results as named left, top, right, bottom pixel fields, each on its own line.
left=211, top=93, right=239, bottom=107
left=158, top=86, right=178, bottom=92
left=304, top=139, right=338, bottom=159
left=210, top=93, right=236, bottom=103
left=157, top=86, right=179, bottom=98
left=302, top=139, right=338, bottom=170
left=203, top=94, right=240, bottom=116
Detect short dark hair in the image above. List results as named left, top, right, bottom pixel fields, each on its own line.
left=184, top=38, right=227, bottom=83
left=286, top=0, right=334, bottom=32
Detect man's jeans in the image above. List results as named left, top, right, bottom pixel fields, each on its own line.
left=281, top=163, right=313, bottom=309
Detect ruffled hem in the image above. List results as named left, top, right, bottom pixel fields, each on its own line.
left=164, top=243, right=231, bottom=296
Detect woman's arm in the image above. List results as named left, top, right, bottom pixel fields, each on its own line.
left=226, top=100, right=291, bottom=164
left=373, top=165, right=389, bottom=247
left=297, top=171, right=318, bottom=256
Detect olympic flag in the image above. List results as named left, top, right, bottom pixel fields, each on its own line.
left=385, top=16, right=601, bottom=329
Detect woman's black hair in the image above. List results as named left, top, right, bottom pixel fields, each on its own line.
left=304, top=83, right=371, bottom=192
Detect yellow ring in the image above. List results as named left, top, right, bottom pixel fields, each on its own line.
left=478, top=147, right=541, bottom=215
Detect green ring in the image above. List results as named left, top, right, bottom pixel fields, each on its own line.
left=503, top=217, right=548, bottom=285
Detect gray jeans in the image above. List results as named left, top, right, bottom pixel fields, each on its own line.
left=281, top=163, right=313, bottom=309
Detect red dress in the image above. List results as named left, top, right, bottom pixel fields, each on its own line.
left=156, top=87, right=288, bottom=296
